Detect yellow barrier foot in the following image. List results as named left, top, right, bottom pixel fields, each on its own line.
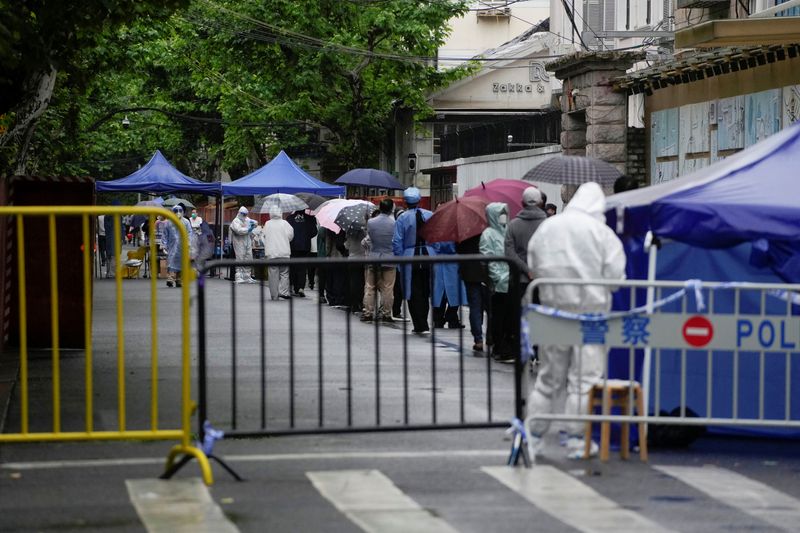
left=161, top=444, right=214, bottom=486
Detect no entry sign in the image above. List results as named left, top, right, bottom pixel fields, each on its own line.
left=682, top=316, right=714, bottom=347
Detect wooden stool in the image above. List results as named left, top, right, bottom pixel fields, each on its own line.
left=584, top=379, right=648, bottom=462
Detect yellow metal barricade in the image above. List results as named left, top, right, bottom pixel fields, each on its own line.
left=0, top=206, right=211, bottom=484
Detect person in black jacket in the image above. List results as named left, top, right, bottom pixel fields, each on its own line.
left=505, top=187, right=547, bottom=296
left=455, top=235, right=488, bottom=352
left=287, top=210, right=318, bottom=297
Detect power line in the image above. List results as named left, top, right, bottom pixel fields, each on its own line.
left=560, top=0, right=589, bottom=50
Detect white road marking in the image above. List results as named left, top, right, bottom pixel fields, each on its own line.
left=483, top=465, right=676, bottom=533
left=126, top=478, right=239, bottom=533
left=655, top=465, right=800, bottom=531
left=1, top=449, right=506, bottom=470
left=307, top=469, right=459, bottom=533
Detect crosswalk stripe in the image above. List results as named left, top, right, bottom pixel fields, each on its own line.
left=655, top=465, right=800, bottom=531
left=126, top=478, right=239, bottom=533
left=307, top=469, right=459, bottom=533
left=482, top=466, right=676, bottom=533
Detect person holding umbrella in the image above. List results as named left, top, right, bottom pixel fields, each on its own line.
left=287, top=209, right=317, bottom=297
left=361, top=198, right=396, bottom=322
left=264, top=206, right=295, bottom=300
left=392, top=187, right=433, bottom=334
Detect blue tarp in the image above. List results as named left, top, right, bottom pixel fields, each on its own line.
left=222, top=150, right=345, bottom=196
left=95, top=150, right=221, bottom=195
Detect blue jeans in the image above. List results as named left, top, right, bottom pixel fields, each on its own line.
left=465, top=281, right=484, bottom=343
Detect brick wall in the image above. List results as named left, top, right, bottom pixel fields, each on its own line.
left=626, top=127, right=646, bottom=183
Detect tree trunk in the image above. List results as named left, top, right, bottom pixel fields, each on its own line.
left=0, top=65, right=58, bottom=174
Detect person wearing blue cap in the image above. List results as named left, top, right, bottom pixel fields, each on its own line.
left=392, top=187, right=434, bottom=333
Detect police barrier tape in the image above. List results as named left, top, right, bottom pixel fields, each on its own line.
left=0, top=206, right=211, bottom=485
left=522, top=277, right=800, bottom=435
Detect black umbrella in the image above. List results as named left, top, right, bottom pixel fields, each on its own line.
left=294, top=192, right=328, bottom=210
left=334, top=202, right=377, bottom=236
left=335, top=168, right=404, bottom=190
left=522, top=155, right=622, bottom=187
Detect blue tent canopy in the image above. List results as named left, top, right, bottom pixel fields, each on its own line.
left=222, top=150, right=345, bottom=196
left=608, top=121, right=800, bottom=248
left=96, top=150, right=221, bottom=195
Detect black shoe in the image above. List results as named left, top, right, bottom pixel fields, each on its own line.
left=492, top=354, right=515, bottom=364
left=279, top=294, right=292, bottom=300
left=319, top=296, right=328, bottom=304
left=433, top=322, right=445, bottom=329
left=295, top=291, right=306, bottom=297
left=412, top=328, right=430, bottom=335
left=166, top=280, right=174, bottom=288
left=447, top=322, right=465, bottom=329
left=360, top=314, right=374, bottom=322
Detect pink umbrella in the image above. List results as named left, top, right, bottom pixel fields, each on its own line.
left=463, top=179, right=535, bottom=218
left=313, top=198, right=373, bottom=233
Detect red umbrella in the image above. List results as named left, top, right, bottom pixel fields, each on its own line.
left=463, top=179, right=534, bottom=217
left=421, top=196, right=489, bottom=243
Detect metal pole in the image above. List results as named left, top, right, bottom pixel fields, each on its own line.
left=642, top=232, right=658, bottom=430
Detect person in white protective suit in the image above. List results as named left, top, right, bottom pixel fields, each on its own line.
left=525, top=181, right=626, bottom=460
left=263, top=205, right=294, bottom=300
left=229, top=206, right=258, bottom=284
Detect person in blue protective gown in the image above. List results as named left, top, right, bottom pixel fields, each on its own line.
left=431, top=240, right=467, bottom=329
left=163, top=205, right=193, bottom=288
left=392, top=187, right=434, bottom=333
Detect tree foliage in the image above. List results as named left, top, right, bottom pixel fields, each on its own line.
left=2, top=0, right=475, bottom=181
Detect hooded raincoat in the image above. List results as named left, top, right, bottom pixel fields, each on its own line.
left=479, top=202, right=510, bottom=294
left=527, top=182, right=626, bottom=313
left=163, top=210, right=193, bottom=273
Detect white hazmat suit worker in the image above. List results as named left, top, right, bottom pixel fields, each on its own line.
left=229, top=206, right=257, bottom=284
left=525, top=181, right=626, bottom=460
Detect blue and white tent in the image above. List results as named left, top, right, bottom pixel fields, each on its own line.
left=604, top=123, right=800, bottom=438
left=96, top=150, right=221, bottom=195
left=222, top=150, right=344, bottom=196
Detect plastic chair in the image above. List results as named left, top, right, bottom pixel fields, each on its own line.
left=122, top=247, right=147, bottom=279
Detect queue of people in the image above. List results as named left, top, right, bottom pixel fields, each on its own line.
left=101, top=177, right=627, bottom=463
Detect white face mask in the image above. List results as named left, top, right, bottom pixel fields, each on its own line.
left=498, top=214, right=507, bottom=225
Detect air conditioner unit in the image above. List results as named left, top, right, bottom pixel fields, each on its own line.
left=477, top=2, right=511, bottom=17
left=676, top=0, right=728, bottom=8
